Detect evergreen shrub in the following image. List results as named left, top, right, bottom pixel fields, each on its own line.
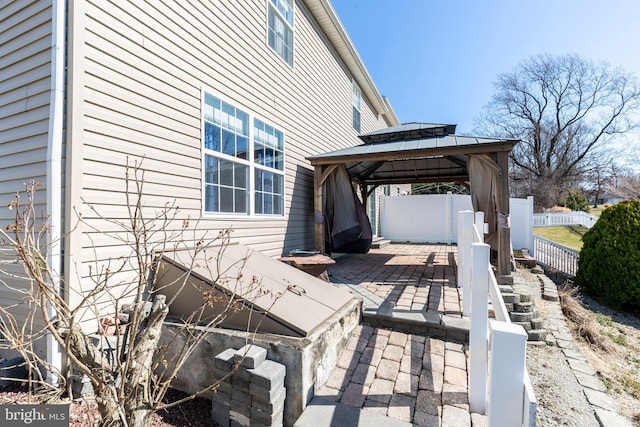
left=575, top=200, right=640, bottom=309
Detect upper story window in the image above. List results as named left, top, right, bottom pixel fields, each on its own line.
left=268, top=0, right=294, bottom=67
left=203, top=92, right=285, bottom=216
left=352, top=80, right=361, bottom=133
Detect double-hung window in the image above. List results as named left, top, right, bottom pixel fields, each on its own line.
left=203, top=93, right=285, bottom=216
left=268, top=0, right=294, bottom=67
left=352, top=79, right=362, bottom=133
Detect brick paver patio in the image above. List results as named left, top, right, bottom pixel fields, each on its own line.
left=312, top=244, right=476, bottom=426
left=328, top=244, right=463, bottom=318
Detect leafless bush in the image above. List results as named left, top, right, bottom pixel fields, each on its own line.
left=558, top=283, right=614, bottom=353
left=0, top=159, right=279, bottom=426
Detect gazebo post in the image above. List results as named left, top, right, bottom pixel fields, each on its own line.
left=314, top=165, right=325, bottom=254
left=496, top=151, right=513, bottom=286
left=359, top=182, right=368, bottom=213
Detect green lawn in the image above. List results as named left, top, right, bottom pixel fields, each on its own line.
left=534, top=225, right=588, bottom=251
left=533, top=205, right=612, bottom=250
left=589, top=204, right=610, bottom=217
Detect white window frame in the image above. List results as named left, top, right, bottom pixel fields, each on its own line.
left=201, top=89, right=286, bottom=218
left=352, top=79, right=362, bottom=133
left=267, top=0, right=294, bottom=67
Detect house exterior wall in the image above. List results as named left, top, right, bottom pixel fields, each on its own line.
left=0, top=0, right=55, bottom=340
left=0, top=0, right=52, bottom=226
left=72, top=0, right=392, bottom=270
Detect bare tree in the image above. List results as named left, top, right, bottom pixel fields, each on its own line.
left=475, top=53, right=640, bottom=208
left=0, top=160, right=279, bottom=426
left=608, top=168, right=640, bottom=200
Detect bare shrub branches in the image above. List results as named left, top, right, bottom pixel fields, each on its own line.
left=0, top=158, right=280, bottom=426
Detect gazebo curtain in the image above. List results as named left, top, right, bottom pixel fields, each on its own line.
left=324, top=165, right=372, bottom=253
left=468, top=154, right=502, bottom=250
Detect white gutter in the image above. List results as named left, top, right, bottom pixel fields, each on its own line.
left=45, top=0, right=66, bottom=384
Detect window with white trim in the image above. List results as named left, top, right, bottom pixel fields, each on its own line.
left=352, top=79, right=361, bottom=133
left=267, top=0, right=294, bottom=67
left=203, top=93, right=285, bottom=215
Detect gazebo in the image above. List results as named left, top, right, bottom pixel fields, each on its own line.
left=307, top=123, right=519, bottom=285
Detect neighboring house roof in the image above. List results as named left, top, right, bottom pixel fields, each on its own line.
left=307, top=122, right=518, bottom=185
left=304, top=0, right=399, bottom=126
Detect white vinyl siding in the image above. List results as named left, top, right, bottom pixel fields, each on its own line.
left=0, top=1, right=52, bottom=223
left=76, top=0, right=390, bottom=264
left=0, top=0, right=54, bottom=339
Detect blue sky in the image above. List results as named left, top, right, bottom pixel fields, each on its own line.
left=331, top=1, right=640, bottom=135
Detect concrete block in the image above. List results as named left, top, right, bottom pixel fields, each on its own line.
left=510, top=311, right=533, bottom=323
left=250, top=382, right=284, bottom=401
left=229, top=409, right=251, bottom=427
left=234, top=345, right=267, bottom=369
left=513, top=321, right=532, bottom=332
left=213, top=389, right=231, bottom=404
left=0, top=357, right=28, bottom=386
left=214, top=369, right=233, bottom=384
left=235, top=367, right=252, bottom=382
left=215, top=381, right=232, bottom=395
left=513, top=301, right=533, bottom=312
left=517, top=293, right=534, bottom=303
left=212, top=400, right=231, bottom=427
left=252, top=387, right=285, bottom=413
left=501, top=293, right=520, bottom=304
left=231, top=387, right=252, bottom=407
left=251, top=404, right=284, bottom=426
left=232, top=374, right=251, bottom=390
left=70, top=374, right=94, bottom=399
left=530, top=317, right=545, bottom=330
left=215, top=348, right=238, bottom=372
left=248, top=360, right=286, bottom=391
left=527, top=329, right=547, bottom=341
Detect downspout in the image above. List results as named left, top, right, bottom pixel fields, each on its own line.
left=45, top=0, right=67, bottom=384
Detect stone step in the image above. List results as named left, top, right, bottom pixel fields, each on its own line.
left=502, top=293, right=521, bottom=304
left=513, top=321, right=532, bottom=332
left=513, top=301, right=533, bottom=313
left=499, top=285, right=515, bottom=294
left=542, top=290, right=560, bottom=302
left=527, top=329, right=547, bottom=342
left=511, top=311, right=534, bottom=323
left=531, top=317, right=545, bottom=330
left=518, top=293, right=534, bottom=303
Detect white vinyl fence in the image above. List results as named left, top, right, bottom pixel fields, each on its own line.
left=458, top=210, right=536, bottom=426
left=381, top=194, right=534, bottom=251
left=533, top=211, right=598, bottom=228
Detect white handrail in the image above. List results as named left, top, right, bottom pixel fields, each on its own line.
left=533, top=235, right=579, bottom=277
left=461, top=210, right=537, bottom=425
left=488, top=270, right=510, bottom=323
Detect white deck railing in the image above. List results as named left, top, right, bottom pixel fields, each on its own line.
left=533, top=235, right=579, bottom=277
left=533, top=211, right=598, bottom=229
left=458, top=210, right=537, bottom=426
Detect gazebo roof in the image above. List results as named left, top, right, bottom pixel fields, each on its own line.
left=307, top=123, right=518, bottom=185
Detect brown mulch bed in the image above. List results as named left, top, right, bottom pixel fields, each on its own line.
left=0, top=384, right=219, bottom=426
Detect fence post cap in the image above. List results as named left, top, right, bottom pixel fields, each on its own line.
left=490, top=320, right=528, bottom=338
